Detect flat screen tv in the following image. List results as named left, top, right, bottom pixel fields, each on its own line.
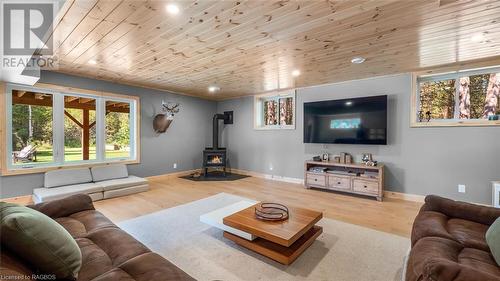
left=304, top=95, right=387, bottom=145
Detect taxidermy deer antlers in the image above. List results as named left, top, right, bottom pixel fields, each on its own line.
left=153, top=101, right=180, bottom=133
left=162, top=101, right=180, bottom=116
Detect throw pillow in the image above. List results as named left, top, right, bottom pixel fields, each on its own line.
left=0, top=202, right=82, bottom=279
left=486, top=217, right=500, bottom=266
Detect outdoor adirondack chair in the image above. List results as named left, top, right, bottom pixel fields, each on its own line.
left=12, top=145, right=37, bottom=163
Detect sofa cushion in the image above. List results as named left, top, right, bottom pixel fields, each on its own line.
left=44, top=167, right=93, bottom=188
left=411, top=210, right=490, bottom=252
left=99, top=176, right=148, bottom=191
left=33, top=183, right=103, bottom=203
left=0, top=203, right=82, bottom=279
left=486, top=217, right=500, bottom=265
left=91, top=164, right=128, bottom=182
left=408, top=236, right=500, bottom=281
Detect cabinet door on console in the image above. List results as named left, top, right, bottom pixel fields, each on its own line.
left=352, top=179, right=379, bottom=194
left=328, top=175, right=351, bottom=190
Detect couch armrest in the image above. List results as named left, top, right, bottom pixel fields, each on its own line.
left=28, top=194, right=95, bottom=219
left=421, top=195, right=500, bottom=225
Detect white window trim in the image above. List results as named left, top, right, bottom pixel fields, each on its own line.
left=411, top=66, right=500, bottom=127
left=2, top=82, right=140, bottom=175
left=254, top=90, right=296, bottom=130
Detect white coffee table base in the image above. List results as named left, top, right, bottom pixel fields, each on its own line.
left=200, top=200, right=257, bottom=241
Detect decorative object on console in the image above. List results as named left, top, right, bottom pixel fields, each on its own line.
left=312, top=155, right=322, bottom=162
left=362, top=153, right=372, bottom=164
left=153, top=101, right=180, bottom=133
left=322, top=153, right=329, bottom=162
left=345, top=154, right=352, bottom=164
left=254, top=203, right=289, bottom=221
left=340, top=153, right=346, bottom=163
left=333, top=156, right=341, bottom=163
left=309, top=166, right=328, bottom=173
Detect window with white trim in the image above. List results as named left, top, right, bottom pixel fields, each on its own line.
left=254, top=90, right=296, bottom=129
left=6, top=84, right=138, bottom=170
left=413, top=66, right=500, bottom=126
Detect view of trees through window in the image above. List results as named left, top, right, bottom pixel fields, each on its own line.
left=9, top=88, right=134, bottom=166
left=263, top=96, right=294, bottom=126
left=418, top=72, right=500, bottom=122
left=105, top=100, right=131, bottom=159
left=64, top=95, right=97, bottom=161
left=11, top=91, right=53, bottom=165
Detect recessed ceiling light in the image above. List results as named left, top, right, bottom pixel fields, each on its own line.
left=166, top=3, right=180, bottom=15
left=88, top=59, right=97, bottom=65
left=208, top=86, right=220, bottom=93
left=345, top=101, right=353, bottom=106
left=291, top=69, right=301, bottom=77
left=471, top=33, right=485, bottom=43
left=351, top=56, right=366, bottom=64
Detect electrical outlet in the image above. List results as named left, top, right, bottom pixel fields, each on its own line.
left=458, top=184, right=466, bottom=193
left=173, top=163, right=177, bottom=169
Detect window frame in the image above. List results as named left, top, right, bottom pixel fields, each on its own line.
left=254, top=90, right=296, bottom=130
left=411, top=66, right=500, bottom=127
left=1, top=82, right=140, bottom=176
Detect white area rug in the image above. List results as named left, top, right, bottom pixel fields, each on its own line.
left=119, top=193, right=409, bottom=281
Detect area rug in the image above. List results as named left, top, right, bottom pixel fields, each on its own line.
left=118, top=193, right=409, bottom=281
left=180, top=172, right=250, bottom=181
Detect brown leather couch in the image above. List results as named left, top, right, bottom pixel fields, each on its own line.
left=0, top=194, right=195, bottom=281
left=406, top=195, right=500, bottom=281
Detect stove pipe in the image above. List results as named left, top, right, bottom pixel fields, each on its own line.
left=212, top=113, right=225, bottom=149
left=211, top=111, right=233, bottom=149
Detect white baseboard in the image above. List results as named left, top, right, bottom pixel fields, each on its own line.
left=230, top=168, right=304, bottom=184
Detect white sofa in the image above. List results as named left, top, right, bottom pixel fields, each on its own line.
left=32, top=164, right=149, bottom=203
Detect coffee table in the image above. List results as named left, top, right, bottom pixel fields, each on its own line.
left=222, top=204, right=323, bottom=265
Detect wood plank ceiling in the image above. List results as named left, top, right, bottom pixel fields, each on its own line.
left=45, top=0, right=500, bottom=100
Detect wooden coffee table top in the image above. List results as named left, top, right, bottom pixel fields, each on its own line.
left=223, top=204, right=322, bottom=247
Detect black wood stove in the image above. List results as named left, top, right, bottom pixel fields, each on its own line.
left=203, top=111, right=233, bottom=176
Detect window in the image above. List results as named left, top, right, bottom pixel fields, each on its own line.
left=64, top=95, right=97, bottom=162
left=4, top=84, right=139, bottom=173
left=105, top=100, right=131, bottom=159
left=413, top=66, right=500, bottom=126
left=254, top=90, right=295, bottom=129
left=11, top=90, right=54, bottom=166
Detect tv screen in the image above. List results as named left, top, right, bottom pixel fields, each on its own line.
left=304, top=95, right=387, bottom=145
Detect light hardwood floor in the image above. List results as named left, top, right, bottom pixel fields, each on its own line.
left=93, top=174, right=422, bottom=238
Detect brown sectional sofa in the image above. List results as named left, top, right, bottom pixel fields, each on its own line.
left=0, top=194, right=195, bottom=281
left=406, top=195, right=500, bottom=281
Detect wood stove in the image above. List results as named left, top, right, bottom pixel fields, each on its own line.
left=203, top=111, right=233, bottom=176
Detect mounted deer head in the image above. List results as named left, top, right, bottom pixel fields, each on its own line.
left=153, top=101, right=181, bottom=133
left=162, top=101, right=180, bottom=117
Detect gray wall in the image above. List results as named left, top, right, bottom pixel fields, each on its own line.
left=217, top=73, right=500, bottom=204
left=0, top=71, right=216, bottom=198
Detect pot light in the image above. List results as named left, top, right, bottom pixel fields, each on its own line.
left=351, top=56, right=366, bottom=64
left=88, top=59, right=97, bottom=65
left=166, top=3, right=180, bottom=15
left=345, top=101, right=353, bottom=106
left=291, top=69, right=301, bottom=77
left=471, top=33, right=485, bottom=43
left=208, top=86, right=220, bottom=93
